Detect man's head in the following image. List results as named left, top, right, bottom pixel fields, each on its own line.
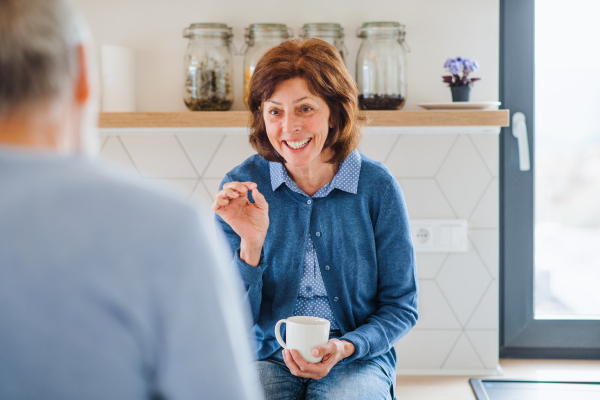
left=0, top=0, right=97, bottom=154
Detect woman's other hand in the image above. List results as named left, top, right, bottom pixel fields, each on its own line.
left=282, top=339, right=355, bottom=380
left=212, top=181, right=269, bottom=266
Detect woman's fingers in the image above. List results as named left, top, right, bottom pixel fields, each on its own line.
left=251, top=187, right=269, bottom=210
left=285, top=350, right=324, bottom=379
left=283, top=350, right=306, bottom=377
left=223, top=187, right=243, bottom=200
left=222, top=181, right=257, bottom=195
left=212, top=188, right=238, bottom=210
left=213, top=196, right=231, bottom=207
left=312, top=341, right=335, bottom=358
left=213, top=182, right=258, bottom=210
left=215, top=186, right=250, bottom=204
left=214, top=182, right=268, bottom=212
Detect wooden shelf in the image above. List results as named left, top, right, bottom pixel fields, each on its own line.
left=99, top=110, right=509, bottom=128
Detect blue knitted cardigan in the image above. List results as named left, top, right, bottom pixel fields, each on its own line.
left=216, top=153, right=418, bottom=380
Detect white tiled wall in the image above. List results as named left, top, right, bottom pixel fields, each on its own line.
left=97, top=131, right=499, bottom=375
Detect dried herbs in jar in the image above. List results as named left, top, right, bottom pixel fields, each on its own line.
left=183, top=23, right=234, bottom=111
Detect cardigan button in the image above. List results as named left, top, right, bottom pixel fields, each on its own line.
left=333, top=297, right=339, bottom=302
left=316, top=232, right=321, bottom=237
left=324, top=265, right=331, bottom=271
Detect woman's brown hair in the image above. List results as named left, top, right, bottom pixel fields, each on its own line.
left=248, top=38, right=365, bottom=165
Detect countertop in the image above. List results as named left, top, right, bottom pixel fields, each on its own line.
left=396, top=359, right=600, bottom=400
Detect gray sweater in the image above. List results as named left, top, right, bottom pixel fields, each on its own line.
left=0, top=148, right=262, bottom=400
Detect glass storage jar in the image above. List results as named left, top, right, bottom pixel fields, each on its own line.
left=183, top=23, right=235, bottom=111
left=356, top=22, right=409, bottom=110
left=241, top=23, right=291, bottom=106
left=299, top=23, right=348, bottom=64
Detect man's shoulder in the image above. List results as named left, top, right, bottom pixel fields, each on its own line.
left=18, top=156, right=205, bottom=231
left=0, top=152, right=216, bottom=278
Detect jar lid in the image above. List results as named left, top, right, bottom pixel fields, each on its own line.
left=183, top=23, right=233, bottom=39
left=245, top=23, right=291, bottom=39
left=357, top=21, right=406, bottom=40
left=299, top=23, right=344, bottom=38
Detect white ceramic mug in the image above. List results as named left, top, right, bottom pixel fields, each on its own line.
left=275, top=316, right=330, bottom=363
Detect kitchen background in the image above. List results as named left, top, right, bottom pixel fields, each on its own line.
left=72, top=0, right=501, bottom=375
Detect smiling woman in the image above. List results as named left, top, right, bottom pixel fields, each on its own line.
left=247, top=39, right=363, bottom=166
left=212, top=38, right=418, bottom=400
left=262, top=77, right=335, bottom=195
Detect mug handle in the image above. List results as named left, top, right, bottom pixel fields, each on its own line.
left=274, top=319, right=288, bottom=349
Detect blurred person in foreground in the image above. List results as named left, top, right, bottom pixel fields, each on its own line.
left=0, top=1, right=262, bottom=399
left=213, top=39, right=418, bottom=400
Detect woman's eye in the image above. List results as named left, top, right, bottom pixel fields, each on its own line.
left=269, top=109, right=280, bottom=115
left=300, top=106, right=313, bottom=112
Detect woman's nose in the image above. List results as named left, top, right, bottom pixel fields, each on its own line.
left=282, top=112, right=301, bottom=134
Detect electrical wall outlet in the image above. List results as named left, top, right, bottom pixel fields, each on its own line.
left=410, top=219, right=468, bottom=252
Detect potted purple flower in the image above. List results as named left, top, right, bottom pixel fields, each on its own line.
left=443, top=57, right=481, bottom=102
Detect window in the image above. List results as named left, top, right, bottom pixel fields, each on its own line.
left=500, top=0, right=600, bottom=358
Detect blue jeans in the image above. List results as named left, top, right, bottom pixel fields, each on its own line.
left=256, top=338, right=395, bottom=400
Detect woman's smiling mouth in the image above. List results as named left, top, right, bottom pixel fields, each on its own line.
left=284, top=138, right=312, bottom=150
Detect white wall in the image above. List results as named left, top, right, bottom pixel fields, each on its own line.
left=71, top=0, right=499, bottom=112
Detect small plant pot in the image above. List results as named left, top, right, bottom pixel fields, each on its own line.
left=451, top=86, right=471, bottom=102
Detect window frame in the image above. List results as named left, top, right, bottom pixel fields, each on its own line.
left=499, top=0, right=600, bottom=359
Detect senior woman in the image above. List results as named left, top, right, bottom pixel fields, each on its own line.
left=213, top=38, right=418, bottom=400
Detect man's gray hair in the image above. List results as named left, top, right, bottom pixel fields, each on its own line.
left=0, top=0, right=81, bottom=117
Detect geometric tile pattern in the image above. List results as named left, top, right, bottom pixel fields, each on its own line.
left=97, top=131, right=499, bottom=375
left=414, top=280, right=462, bottom=329
left=415, top=252, right=448, bottom=279
left=436, top=246, right=493, bottom=326
left=119, top=135, right=198, bottom=178
left=469, top=179, right=499, bottom=228
left=466, top=282, right=499, bottom=330
left=177, top=135, right=224, bottom=176
left=395, top=329, right=462, bottom=370
left=97, top=136, right=138, bottom=173
left=435, top=135, right=493, bottom=219
left=385, top=134, right=457, bottom=178
left=469, top=229, right=500, bottom=278
left=357, top=134, right=398, bottom=163
left=470, top=134, right=499, bottom=177
left=202, top=178, right=226, bottom=201
left=443, top=333, right=485, bottom=369
left=465, top=330, right=499, bottom=369
left=202, top=135, right=257, bottom=178
left=396, top=179, right=457, bottom=219
left=190, top=180, right=214, bottom=206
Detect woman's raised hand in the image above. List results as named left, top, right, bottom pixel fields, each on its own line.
left=212, top=181, right=269, bottom=266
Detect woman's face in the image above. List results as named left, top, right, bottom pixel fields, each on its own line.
left=263, top=77, right=332, bottom=169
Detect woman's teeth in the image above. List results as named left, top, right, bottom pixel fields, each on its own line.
left=285, top=138, right=311, bottom=149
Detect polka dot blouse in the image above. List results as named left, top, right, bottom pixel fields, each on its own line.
left=269, top=150, right=362, bottom=330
